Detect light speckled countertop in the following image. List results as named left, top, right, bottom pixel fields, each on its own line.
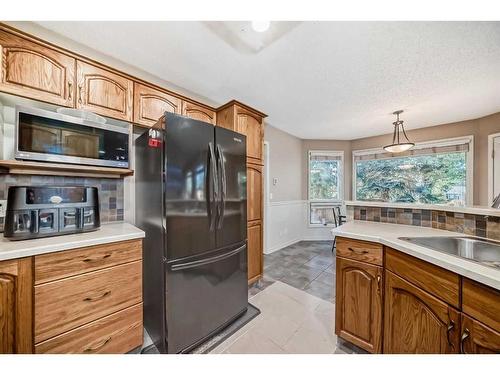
left=0, top=222, right=145, bottom=261
left=332, top=221, right=500, bottom=290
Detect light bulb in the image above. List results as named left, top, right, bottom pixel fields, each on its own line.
left=251, top=21, right=270, bottom=32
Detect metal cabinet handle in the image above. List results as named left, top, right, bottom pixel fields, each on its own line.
left=376, top=275, right=381, bottom=295
left=68, top=81, right=72, bottom=101
left=460, top=328, right=470, bottom=354
left=83, top=254, right=111, bottom=263
left=83, top=290, right=111, bottom=302
left=446, top=319, right=455, bottom=350
left=348, top=247, right=368, bottom=255
left=78, top=85, right=83, bottom=104
left=83, top=337, right=112, bottom=353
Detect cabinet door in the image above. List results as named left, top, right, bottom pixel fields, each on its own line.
left=76, top=61, right=133, bottom=121
left=0, top=30, right=75, bottom=107
left=460, top=314, right=500, bottom=354
left=335, top=257, right=383, bottom=353
left=247, top=222, right=262, bottom=283
left=236, top=107, right=263, bottom=165
left=384, top=270, right=460, bottom=353
left=0, top=257, right=33, bottom=354
left=247, top=163, right=263, bottom=223
left=133, top=83, right=181, bottom=127
left=182, top=101, right=216, bottom=125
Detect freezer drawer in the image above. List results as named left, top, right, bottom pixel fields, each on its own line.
left=165, top=242, right=248, bottom=353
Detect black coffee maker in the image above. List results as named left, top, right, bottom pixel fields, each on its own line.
left=4, top=186, right=100, bottom=240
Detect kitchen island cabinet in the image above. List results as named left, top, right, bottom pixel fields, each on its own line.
left=334, top=229, right=500, bottom=354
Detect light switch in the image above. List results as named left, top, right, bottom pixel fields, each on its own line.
left=273, top=178, right=278, bottom=186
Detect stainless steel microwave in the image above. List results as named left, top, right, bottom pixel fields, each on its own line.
left=15, top=106, right=130, bottom=168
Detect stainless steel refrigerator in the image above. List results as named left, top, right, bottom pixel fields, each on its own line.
left=135, top=112, right=248, bottom=353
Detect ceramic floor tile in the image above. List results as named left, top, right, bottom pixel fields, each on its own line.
left=223, top=330, right=287, bottom=354
left=304, top=279, right=335, bottom=302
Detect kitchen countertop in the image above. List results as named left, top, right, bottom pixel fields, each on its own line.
left=332, top=220, right=500, bottom=290
left=344, top=200, right=500, bottom=217
left=0, top=222, right=145, bottom=261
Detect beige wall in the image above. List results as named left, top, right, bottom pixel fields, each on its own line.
left=268, top=111, right=500, bottom=206
left=301, top=140, right=352, bottom=201
left=264, top=125, right=303, bottom=202
left=351, top=111, right=500, bottom=206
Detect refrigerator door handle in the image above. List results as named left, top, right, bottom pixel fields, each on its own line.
left=170, top=243, right=246, bottom=271
left=208, top=142, right=218, bottom=231
left=216, top=145, right=227, bottom=229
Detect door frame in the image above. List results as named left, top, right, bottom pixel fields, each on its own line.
left=263, top=141, right=270, bottom=254
left=487, top=132, right=500, bottom=204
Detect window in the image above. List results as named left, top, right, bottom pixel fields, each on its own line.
left=308, top=151, right=344, bottom=226
left=353, top=137, right=473, bottom=205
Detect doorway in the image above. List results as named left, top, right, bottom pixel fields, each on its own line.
left=263, top=141, right=270, bottom=254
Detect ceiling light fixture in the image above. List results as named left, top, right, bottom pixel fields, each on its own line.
left=383, top=110, right=415, bottom=153
left=251, top=21, right=270, bottom=32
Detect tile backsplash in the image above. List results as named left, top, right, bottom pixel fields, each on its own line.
left=0, top=174, right=124, bottom=232
left=346, top=205, right=500, bottom=241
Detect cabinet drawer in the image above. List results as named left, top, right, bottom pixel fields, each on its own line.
left=385, top=247, right=460, bottom=308
left=35, top=303, right=143, bottom=354
left=462, top=278, right=500, bottom=332
left=34, top=239, right=142, bottom=284
left=35, top=261, right=142, bottom=343
left=336, top=237, right=383, bottom=265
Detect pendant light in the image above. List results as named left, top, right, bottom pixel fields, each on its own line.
left=383, top=110, right=415, bottom=153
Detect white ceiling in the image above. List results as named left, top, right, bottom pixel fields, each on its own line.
left=35, top=21, right=500, bottom=140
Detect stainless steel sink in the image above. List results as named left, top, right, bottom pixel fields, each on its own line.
left=398, top=236, right=500, bottom=270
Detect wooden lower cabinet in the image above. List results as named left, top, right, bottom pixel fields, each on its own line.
left=460, top=314, right=500, bottom=354
left=335, top=257, right=383, bottom=353
left=247, top=222, right=263, bottom=283
left=0, top=257, right=33, bottom=353
left=384, top=270, right=460, bottom=353
left=35, top=303, right=143, bottom=354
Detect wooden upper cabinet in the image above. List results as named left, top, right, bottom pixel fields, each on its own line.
left=0, top=30, right=75, bottom=107
left=247, top=163, right=263, bottom=223
left=0, top=257, right=33, bottom=354
left=384, top=270, right=460, bottom=354
left=335, top=257, right=383, bottom=353
left=460, top=314, right=500, bottom=354
left=216, top=101, right=266, bottom=165
left=76, top=61, right=133, bottom=121
left=182, top=101, right=216, bottom=125
left=236, top=106, right=264, bottom=165
left=133, top=83, right=181, bottom=127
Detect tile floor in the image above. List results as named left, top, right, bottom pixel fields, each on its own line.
left=263, top=241, right=336, bottom=302
left=208, top=241, right=365, bottom=354
left=210, top=281, right=362, bottom=354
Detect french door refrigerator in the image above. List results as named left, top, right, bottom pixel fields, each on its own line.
left=135, top=112, right=248, bottom=354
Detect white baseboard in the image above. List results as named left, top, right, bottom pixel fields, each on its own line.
left=264, top=200, right=334, bottom=253
left=266, top=238, right=302, bottom=254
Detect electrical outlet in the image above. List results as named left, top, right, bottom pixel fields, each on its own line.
left=0, top=200, right=7, bottom=218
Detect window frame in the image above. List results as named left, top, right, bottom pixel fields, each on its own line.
left=352, top=136, right=474, bottom=205
left=307, top=150, right=344, bottom=227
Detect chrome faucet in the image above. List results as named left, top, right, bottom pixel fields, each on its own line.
left=492, top=193, right=500, bottom=208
